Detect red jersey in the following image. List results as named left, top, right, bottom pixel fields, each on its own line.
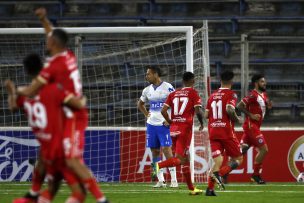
left=206, top=88, right=238, bottom=139
left=164, top=87, right=202, bottom=125
left=38, top=50, right=87, bottom=120
left=242, top=89, right=269, bottom=129
left=17, top=84, right=73, bottom=160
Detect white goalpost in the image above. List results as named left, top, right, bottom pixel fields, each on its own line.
left=0, top=24, right=210, bottom=183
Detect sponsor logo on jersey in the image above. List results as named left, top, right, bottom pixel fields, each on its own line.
left=172, top=117, right=186, bottom=122
left=210, top=121, right=227, bottom=128
left=287, top=135, right=304, bottom=179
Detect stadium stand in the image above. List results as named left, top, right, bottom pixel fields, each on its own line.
left=0, top=0, right=303, bottom=126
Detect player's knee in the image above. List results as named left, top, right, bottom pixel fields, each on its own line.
left=236, top=156, right=243, bottom=165
left=151, top=148, right=160, bottom=157
left=260, top=145, right=269, bottom=154
left=65, top=158, right=78, bottom=168
left=241, top=144, right=250, bottom=154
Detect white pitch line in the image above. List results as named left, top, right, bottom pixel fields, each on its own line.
left=1, top=190, right=303, bottom=195
left=1, top=183, right=304, bottom=187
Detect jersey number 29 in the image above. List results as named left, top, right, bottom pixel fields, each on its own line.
left=24, top=102, right=47, bottom=129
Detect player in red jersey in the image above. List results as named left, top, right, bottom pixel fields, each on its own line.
left=205, top=71, right=243, bottom=196
left=6, top=54, right=87, bottom=203
left=16, top=8, right=108, bottom=203
left=151, top=72, right=204, bottom=195
left=237, top=74, right=272, bottom=184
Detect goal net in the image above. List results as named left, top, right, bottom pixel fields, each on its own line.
left=0, top=24, right=210, bottom=183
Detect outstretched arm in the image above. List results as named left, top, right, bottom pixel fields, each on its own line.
left=35, top=7, right=53, bottom=35
left=17, top=78, right=44, bottom=97
left=4, top=80, right=18, bottom=111
left=65, top=96, right=87, bottom=110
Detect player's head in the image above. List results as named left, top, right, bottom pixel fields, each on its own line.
left=145, top=66, right=162, bottom=84
left=252, top=74, right=266, bottom=92
left=46, top=28, right=68, bottom=54
left=23, top=53, right=43, bottom=78
left=183, top=71, right=195, bottom=87
left=220, top=71, right=234, bottom=87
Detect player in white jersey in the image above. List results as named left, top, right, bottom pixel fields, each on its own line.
left=137, top=66, right=178, bottom=188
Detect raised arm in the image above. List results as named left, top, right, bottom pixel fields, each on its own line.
left=4, top=80, right=18, bottom=111
left=35, top=7, right=53, bottom=35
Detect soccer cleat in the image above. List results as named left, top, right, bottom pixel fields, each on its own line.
left=151, top=162, right=159, bottom=181
left=212, top=173, right=225, bottom=190
left=153, top=181, right=167, bottom=188
left=189, top=187, right=203, bottom=195
left=13, top=192, right=39, bottom=203
left=205, top=188, right=217, bottom=196
left=251, top=175, right=266, bottom=184
left=170, top=180, right=179, bottom=188
left=13, top=197, right=36, bottom=203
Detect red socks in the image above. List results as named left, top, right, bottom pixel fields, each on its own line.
left=182, top=163, right=194, bottom=190
left=31, top=168, right=44, bottom=194
left=253, top=163, right=262, bottom=176
left=83, top=178, right=104, bottom=200
left=158, top=157, right=181, bottom=169
left=207, top=175, right=215, bottom=190
left=219, top=165, right=232, bottom=177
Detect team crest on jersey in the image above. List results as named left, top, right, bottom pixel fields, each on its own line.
left=287, top=135, right=304, bottom=179
left=233, top=93, right=238, bottom=99
left=168, top=88, right=174, bottom=92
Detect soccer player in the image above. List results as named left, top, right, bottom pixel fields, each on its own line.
left=151, top=72, right=204, bottom=195
left=137, top=66, right=178, bottom=188
left=237, top=74, right=272, bottom=184
left=16, top=8, right=108, bottom=203
left=205, top=71, right=243, bottom=196
left=6, top=53, right=87, bottom=203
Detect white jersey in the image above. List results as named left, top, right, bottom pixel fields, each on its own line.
left=140, top=82, right=174, bottom=126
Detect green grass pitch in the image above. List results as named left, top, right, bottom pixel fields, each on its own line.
left=1, top=182, right=303, bottom=203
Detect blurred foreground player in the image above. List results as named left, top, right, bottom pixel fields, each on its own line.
left=17, top=8, right=108, bottom=203
left=6, top=53, right=87, bottom=203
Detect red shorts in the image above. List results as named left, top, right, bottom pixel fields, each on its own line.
left=45, top=159, right=80, bottom=185
left=39, top=137, right=64, bottom=162
left=63, top=117, right=87, bottom=159
left=170, top=123, right=192, bottom=157
left=241, top=126, right=267, bottom=148
left=210, top=137, right=242, bottom=158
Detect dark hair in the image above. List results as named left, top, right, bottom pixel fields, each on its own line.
left=52, top=28, right=68, bottom=47
left=220, top=71, right=234, bottom=82
left=147, top=66, right=162, bottom=77
left=183, top=71, right=194, bottom=82
left=23, top=53, right=43, bottom=77
left=251, top=74, right=264, bottom=84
